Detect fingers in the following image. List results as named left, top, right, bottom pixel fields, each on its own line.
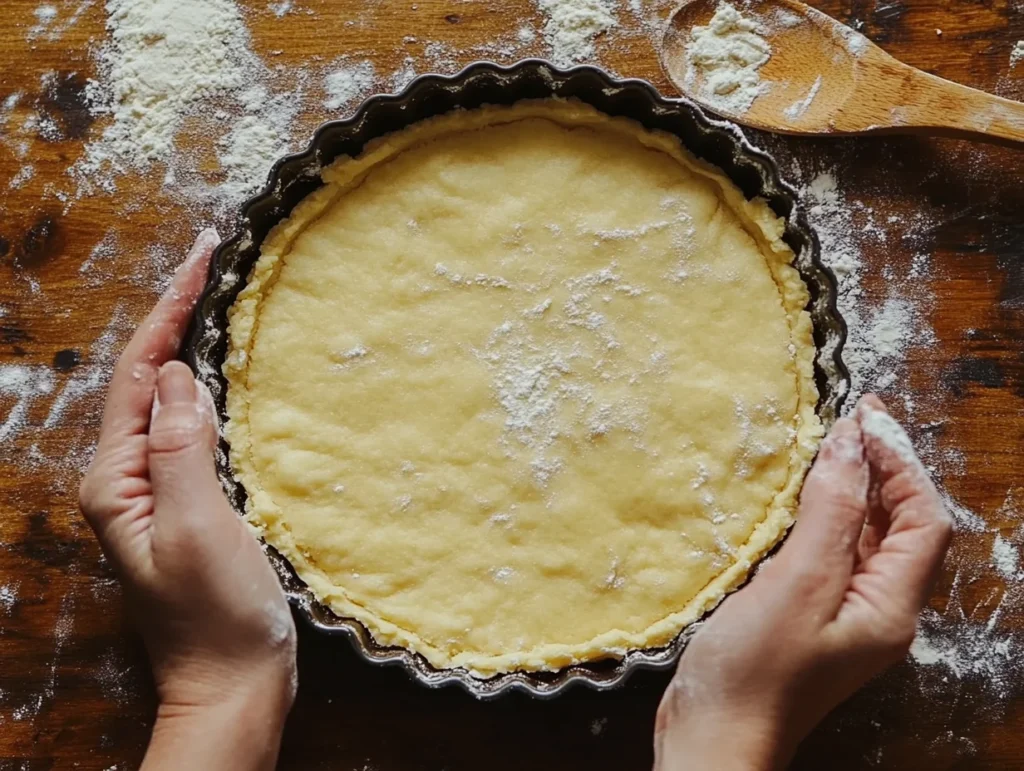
left=853, top=395, right=953, bottom=616
left=148, top=362, right=226, bottom=530
left=768, top=417, right=869, bottom=611
left=98, top=229, right=220, bottom=450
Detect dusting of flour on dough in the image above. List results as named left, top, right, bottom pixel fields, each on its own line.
left=475, top=263, right=659, bottom=489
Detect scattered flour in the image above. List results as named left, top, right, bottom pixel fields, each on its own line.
left=685, top=3, right=772, bottom=115
left=25, top=0, right=94, bottom=42
left=910, top=608, right=1016, bottom=698
left=784, top=75, right=822, bottom=120
left=94, top=648, right=135, bottom=706
left=7, top=164, right=35, bottom=189
left=836, top=24, right=870, bottom=57
left=991, top=535, right=1019, bottom=579
left=268, top=0, right=294, bottom=16
left=0, top=366, right=57, bottom=442
left=534, top=0, right=618, bottom=66
left=79, top=230, right=120, bottom=283
left=492, top=566, right=517, bottom=583
left=390, top=56, right=418, bottom=91
left=773, top=8, right=803, bottom=29
left=43, top=308, right=127, bottom=430
left=324, top=60, right=376, bottom=111
left=0, top=584, right=18, bottom=613
left=216, top=90, right=298, bottom=207
left=73, top=0, right=299, bottom=212
left=27, top=4, right=59, bottom=39
left=942, top=491, right=987, bottom=534
left=77, top=0, right=252, bottom=172
left=801, top=171, right=932, bottom=410
left=1011, top=41, right=1024, bottom=69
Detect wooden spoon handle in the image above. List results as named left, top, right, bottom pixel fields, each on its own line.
left=895, top=66, right=1024, bottom=146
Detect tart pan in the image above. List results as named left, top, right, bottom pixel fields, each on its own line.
left=184, top=59, right=849, bottom=700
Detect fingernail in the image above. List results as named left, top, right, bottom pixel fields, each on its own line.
left=157, top=361, right=197, bottom=405
left=856, top=393, right=888, bottom=416
left=860, top=406, right=919, bottom=466
left=176, top=228, right=221, bottom=274
left=820, top=417, right=864, bottom=464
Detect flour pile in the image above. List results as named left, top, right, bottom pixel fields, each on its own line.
left=73, top=0, right=298, bottom=211
left=534, top=0, right=618, bottom=66
left=685, top=3, right=772, bottom=115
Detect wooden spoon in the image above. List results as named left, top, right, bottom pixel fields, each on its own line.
left=661, top=0, right=1024, bottom=146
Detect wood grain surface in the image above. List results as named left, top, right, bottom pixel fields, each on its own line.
left=0, top=1, right=1022, bottom=769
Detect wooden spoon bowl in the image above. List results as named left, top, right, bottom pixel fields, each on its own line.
left=661, top=0, right=1024, bottom=147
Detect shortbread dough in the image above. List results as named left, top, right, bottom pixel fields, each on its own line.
left=225, top=100, right=822, bottom=677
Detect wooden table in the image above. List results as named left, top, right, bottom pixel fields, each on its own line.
left=1, top=0, right=1022, bottom=768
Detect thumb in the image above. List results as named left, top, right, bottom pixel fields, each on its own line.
left=148, top=361, right=225, bottom=524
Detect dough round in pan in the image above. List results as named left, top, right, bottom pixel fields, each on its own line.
left=224, top=100, right=822, bottom=677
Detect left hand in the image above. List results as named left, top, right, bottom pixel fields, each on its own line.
left=79, top=230, right=297, bottom=770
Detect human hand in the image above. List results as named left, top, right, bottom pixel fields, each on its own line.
left=79, top=231, right=297, bottom=770
left=654, top=394, right=953, bottom=771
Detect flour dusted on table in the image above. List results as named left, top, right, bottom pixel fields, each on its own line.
left=0, top=366, right=56, bottom=442
left=534, top=0, right=619, bottom=66
left=801, top=170, right=932, bottom=410
left=685, top=3, right=772, bottom=115
left=73, top=0, right=298, bottom=212
left=27, top=5, right=58, bottom=39
left=216, top=87, right=299, bottom=207
left=910, top=608, right=1018, bottom=699
left=78, top=0, right=250, bottom=172
left=1011, top=41, right=1024, bottom=69
left=268, top=0, right=294, bottom=16
left=991, top=535, right=1020, bottom=579
left=324, top=60, right=376, bottom=111
left=0, top=584, right=18, bottom=613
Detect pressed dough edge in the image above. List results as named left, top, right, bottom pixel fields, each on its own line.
left=223, top=99, right=824, bottom=677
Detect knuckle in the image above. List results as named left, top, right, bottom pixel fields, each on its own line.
left=654, top=677, right=686, bottom=734
left=78, top=473, right=99, bottom=516
left=778, top=555, right=834, bottom=596
left=112, top=354, right=140, bottom=385
left=149, top=408, right=207, bottom=455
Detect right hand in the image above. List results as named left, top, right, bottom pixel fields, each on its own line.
left=79, top=231, right=296, bottom=768
left=654, top=395, right=953, bottom=770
